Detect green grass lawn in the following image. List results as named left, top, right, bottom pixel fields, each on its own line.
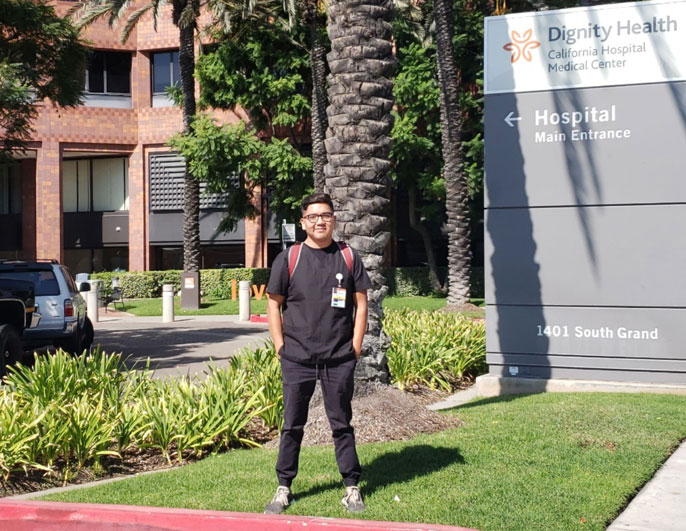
left=40, top=392, right=686, bottom=530
left=121, top=297, right=268, bottom=316
left=122, top=295, right=485, bottom=317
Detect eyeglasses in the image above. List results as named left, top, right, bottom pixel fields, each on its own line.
left=303, top=212, right=334, bottom=223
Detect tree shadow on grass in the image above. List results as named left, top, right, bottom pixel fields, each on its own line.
left=296, top=445, right=463, bottom=501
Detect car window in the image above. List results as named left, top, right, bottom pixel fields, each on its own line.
left=0, top=270, right=60, bottom=296
left=61, top=266, right=79, bottom=294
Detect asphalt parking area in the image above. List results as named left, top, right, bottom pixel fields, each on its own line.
left=28, top=315, right=271, bottom=378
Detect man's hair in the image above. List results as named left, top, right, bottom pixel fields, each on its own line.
left=301, top=193, right=334, bottom=213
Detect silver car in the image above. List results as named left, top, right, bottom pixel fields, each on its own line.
left=0, top=260, right=93, bottom=354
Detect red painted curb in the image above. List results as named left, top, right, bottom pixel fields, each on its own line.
left=0, top=500, right=477, bottom=531
left=250, top=314, right=268, bottom=323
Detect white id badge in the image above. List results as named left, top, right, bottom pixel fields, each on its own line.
left=331, top=287, right=347, bottom=308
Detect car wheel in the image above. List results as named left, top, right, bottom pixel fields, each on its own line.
left=81, top=317, right=94, bottom=354
left=58, top=322, right=82, bottom=356
left=0, top=324, right=23, bottom=377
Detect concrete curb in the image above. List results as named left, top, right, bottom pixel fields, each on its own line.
left=0, top=500, right=477, bottom=531
left=6, top=467, right=179, bottom=500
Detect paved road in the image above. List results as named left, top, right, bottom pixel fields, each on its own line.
left=88, top=314, right=271, bottom=378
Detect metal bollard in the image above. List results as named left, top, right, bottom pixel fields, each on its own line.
left=162, top=284, right=175, bottom=323
left=85, top=284, right=99, bottom=323
left=239, top=280, right=251, bottom=321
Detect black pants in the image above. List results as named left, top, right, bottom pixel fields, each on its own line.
left=276, top=356, right=361, bottom=488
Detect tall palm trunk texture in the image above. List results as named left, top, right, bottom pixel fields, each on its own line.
left=175, top=2, right=201, bottom=273
left=325, top=0, right=395, bottom=382
left=305, top=2, right=329, bottom=194
left=434, top=0, right=470, bottom=306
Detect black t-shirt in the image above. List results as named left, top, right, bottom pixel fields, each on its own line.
left=267, top=242, right=371, bottom=365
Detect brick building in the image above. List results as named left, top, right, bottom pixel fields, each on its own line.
left=0, top=2, right=276, bottom=273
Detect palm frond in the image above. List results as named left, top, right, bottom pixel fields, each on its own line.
left=281, top=0, right=296, bottom=29
left=121, top=4, right=155, bottom=42
left=112, top=0, right=135, bottom=26
left=178, top=2, right=198, bottom=29
left=71, top=2, right=118, bottom=29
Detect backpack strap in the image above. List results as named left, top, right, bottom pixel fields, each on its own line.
left=288, top=241, right=354, bottom=277
left=337, top=242, right=354, bottom=273
left=287, top=243, right=303, bottom=277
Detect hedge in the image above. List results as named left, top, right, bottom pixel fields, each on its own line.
left=383, top=266, right=484, bottom=298
left=91, top=269, right=270, bottom=299
left=91, top=266, right=485, bottom=299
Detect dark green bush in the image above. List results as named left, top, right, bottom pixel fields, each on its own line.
left=91, top=269, right=270, bottom=299
left=91, top=266, right=483, bottom=299
left=383, top=266, right=484, bottom=298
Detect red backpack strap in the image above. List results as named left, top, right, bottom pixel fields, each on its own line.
left=337, top=242, right=354, bottom=273
left=287, top=243, right=303, bottom=277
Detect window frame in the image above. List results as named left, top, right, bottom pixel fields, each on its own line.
left=85, top=50, right=132, bottom=96
left=62, top=157, right=129, bottom=213
left=151, top=50, right=180, bottom=95
left=0, top=164, right=21, bottom=215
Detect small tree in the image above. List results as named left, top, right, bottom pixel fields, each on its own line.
left=0, top=0, right=87, bottom=160
left=189, top=20, right=314, bottom=225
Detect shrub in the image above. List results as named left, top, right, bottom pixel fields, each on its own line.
left=383, top=309, right=486, bottom=391
left=90, top=266, right=484, bottom=299
left=91, top=269, right=270, bottom=298
left=0, top=349, right=278, bottom=481
left=230, top=342, right=284, bottom=430
left=382, top=266, right=484, bottom=298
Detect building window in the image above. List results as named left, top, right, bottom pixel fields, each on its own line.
left=86, top=51, right=131, bottom=94
left=152, top=51, right=180, bottom=94
left=63, top=158, right=129, bottom=213
left=0, top=165, right=21, bottom=214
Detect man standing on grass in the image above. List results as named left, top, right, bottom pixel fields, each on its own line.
left=264, top=192, right=370, bottom=514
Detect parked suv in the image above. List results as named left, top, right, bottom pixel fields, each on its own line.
left=0, top=277, right=41, bottom=375
left=0, top=260, right=94, bottom=355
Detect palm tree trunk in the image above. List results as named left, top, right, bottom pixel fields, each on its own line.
left=434, top=0, right=470, bottom=305
left=178, top=19, right=200, bottom=273
left=325, top=0, right=395, bottom=383
left=310, top=14, right=329, bottom=194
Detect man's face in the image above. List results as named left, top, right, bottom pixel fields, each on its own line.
left=301, top=202, right=336, bottom=243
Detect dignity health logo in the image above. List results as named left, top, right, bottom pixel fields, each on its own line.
left=503, top=29, right=541, bottom=62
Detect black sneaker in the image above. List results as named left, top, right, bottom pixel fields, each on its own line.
left=341, top=486, right=366, bottom=513
left=264, top=486, right=292, bottom=514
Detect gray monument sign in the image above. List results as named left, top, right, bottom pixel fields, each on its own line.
left=484, top=0, right=686, bottom=384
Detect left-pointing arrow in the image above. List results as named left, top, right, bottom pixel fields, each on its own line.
left=504, top=111, right=522, bottom=128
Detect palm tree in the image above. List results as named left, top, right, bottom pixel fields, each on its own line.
left=325, top=0, right=395, bottom=382
left=301, top=0, right=328, bottom=194
left=74, top=0, right=202, bottom=278
left=433, top=0, right=470, bottom=306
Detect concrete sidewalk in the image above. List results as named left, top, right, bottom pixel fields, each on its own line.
left=607, top=442, right=686, bottom=531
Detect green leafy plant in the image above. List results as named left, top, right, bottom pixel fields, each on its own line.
left=0, top=349, right=284, bottom=483
left=0, top=392, right=47, bottom=481
left=61, top=393, right=119, bottom=477
left=140, top=382, right=181, bottom=464
left=384, top=308, right=486, bottom=391
left=231, top=341, right=284, bottom=430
